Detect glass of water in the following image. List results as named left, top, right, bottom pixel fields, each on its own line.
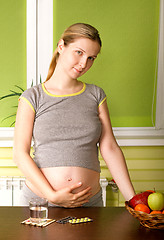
left=29, top=198, right=48, bottom=223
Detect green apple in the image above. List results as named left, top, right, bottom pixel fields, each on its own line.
left=148, top=192, right=164, bottom=210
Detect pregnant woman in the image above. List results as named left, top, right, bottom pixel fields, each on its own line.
left=13, top=23, right=135, bottom=207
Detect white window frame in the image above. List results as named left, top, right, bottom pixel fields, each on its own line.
left=0, top=0, right=164, bottom=147
left=27, top=0, right=53, bottom=88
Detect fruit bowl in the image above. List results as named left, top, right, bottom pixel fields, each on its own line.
left=125, top=201, right=164, bottom=229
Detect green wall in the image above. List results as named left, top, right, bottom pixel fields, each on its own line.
left=0, top=0, right=160, bottom=127
left=53, top=0, right=160, bottom=127
left=0, top=0, right=26, bottom=127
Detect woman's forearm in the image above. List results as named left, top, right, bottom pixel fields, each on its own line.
left=100, top=145, right=135, bottom=201
left=13, top=152, right=55, bottom=200
left=98, top=101, right=135, bottom=201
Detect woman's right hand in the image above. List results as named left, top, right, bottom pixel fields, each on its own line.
left=49, top=182, right=92, bottom=208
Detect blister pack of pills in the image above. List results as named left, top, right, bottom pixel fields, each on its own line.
left=56, top=216, right=76, bottom=224
left=69, top=217, right=93, bottom=224
left=56, top=216, right=93, bottom=224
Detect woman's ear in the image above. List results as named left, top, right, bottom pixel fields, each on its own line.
left=57, top=39, right=65, bottom=54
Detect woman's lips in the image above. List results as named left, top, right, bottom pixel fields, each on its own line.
left=73, top=67, right=82, bottom=73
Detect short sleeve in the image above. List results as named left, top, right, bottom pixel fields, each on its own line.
left=95, top=86, right=107, bottom=107
left=19, top=87, right=38, bottom=113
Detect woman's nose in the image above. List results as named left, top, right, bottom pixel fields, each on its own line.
left=79, top=57, right=87, bottom=69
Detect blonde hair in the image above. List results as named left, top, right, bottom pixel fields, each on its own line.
left=45, top=23, right=102, bottom=81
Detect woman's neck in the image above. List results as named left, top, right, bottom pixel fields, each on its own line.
left=49, top=63, right=80, bottom=88
left=44, top=72, right=83, bottom=95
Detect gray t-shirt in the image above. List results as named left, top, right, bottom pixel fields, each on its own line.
left=20, top=82, right=106, bottom=172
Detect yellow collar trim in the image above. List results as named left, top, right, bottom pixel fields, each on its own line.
left=42, top=82, right=86, bottom=97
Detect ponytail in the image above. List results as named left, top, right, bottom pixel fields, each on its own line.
left=45, top=48, right=59, bottom=82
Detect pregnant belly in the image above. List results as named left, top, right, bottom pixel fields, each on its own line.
left=26, top=166, right=100, bottom=198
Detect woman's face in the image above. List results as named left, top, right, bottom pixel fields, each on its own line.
left=57, top=37, right=101, bottom=80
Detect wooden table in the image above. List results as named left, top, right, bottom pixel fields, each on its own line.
left=0, top=207, right=163, bottom=240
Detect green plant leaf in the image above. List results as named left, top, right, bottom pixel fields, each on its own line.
left=0, top=93, right=19, bottom=100
left=10, top=121, right=16, bottom=127
left=9, top=90, right=22, bottom=96
left=12, top=105, right=19, bottom=108
left=1, top=113, right=16, bottom=122
left=14, top=85, right=25, bottom=92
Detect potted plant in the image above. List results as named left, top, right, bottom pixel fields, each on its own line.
left=0, top=77, right=42, bottom=126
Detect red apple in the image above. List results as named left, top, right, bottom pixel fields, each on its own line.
left=129, top=191, right=152, bottom=209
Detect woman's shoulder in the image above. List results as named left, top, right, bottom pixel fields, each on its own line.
left=21, top=83, right=42, bottom=98
left=85, top=82, right=106, bottom=95
left=85, top=82, right=106, bottom=105
left=19, top=84, right=43, bottom=113
left=85, top=82, right=104, bottom=91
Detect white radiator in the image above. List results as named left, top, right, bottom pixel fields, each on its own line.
left=0, top=177, right=25, bottom=206
left=0, top=177, right=108, bottom=206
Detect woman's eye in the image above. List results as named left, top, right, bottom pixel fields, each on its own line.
left=76, top=50, right=82, bottom=55
left=88, top=56, right=95, bottom=61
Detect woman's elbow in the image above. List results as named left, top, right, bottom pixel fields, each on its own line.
left=13, top=149, right=20, bottom=165
left=13, top=147, right=26, bottom=166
